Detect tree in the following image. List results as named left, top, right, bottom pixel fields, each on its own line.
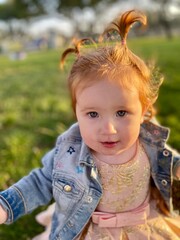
left=152, top=0, right=173, bottom=39
left=0, top=0, right=119, bottom=20
left=0, top=0, right=45, bottom=21
left=57, top=0, right=114, bottom=10
left=0, top=0, right=46, bottom=38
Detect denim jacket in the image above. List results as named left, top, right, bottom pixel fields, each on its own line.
left=0, top=121, right=180, bottom=240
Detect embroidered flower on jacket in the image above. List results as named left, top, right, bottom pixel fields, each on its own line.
left=67, top=146, right=76, bottom=155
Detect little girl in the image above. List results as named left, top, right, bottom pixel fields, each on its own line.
left=0, top=10, right=180, bottom=240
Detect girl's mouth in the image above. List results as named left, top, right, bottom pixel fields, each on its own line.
left=101, top=141, right=118, bottom=148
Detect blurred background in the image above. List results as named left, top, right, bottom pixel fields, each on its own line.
left=0, top=0, right=179, bottom=239
left=0, top=0, right=180, bottom=53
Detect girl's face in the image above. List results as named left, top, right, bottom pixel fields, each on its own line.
left=76, top=78, right=145, bottom=159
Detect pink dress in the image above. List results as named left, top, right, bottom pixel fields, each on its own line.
left=78, top=142, right=180, bottom=240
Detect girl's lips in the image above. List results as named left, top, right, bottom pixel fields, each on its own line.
left=101, top=141, right=118, bottom=148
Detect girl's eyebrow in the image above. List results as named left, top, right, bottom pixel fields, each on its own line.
left=77, top=104, right=102, bottom=113
left=80, top=107, right=98, bottom=112
left=78, top=105, right=131, bottom=112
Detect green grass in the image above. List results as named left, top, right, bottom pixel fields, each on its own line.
left=0, top=36, right=179, bottom=239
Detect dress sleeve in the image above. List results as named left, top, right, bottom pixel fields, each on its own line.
left=0, top=149, right=55, bottom=224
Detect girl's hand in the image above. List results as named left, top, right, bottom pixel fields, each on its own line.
left=0, top=205, right=7, bottom=224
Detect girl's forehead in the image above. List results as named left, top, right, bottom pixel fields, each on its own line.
left=75, top=73, right=141, bottom=96
left=76, top=78, right=140, bottom=102
left=76, top=79, right=142, bottom=113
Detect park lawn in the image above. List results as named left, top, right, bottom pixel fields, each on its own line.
left=0, top=36, right=179, bottom=239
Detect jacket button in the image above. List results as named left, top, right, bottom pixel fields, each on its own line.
left=87, top=196, right=93, bottom=203
left=163, top=150, right=169, bottom=157
left=64, top=185, right=72, bottom=192
left=67, top=221, right=74, bottom=227
left=161, top=179, right=168, bottom=186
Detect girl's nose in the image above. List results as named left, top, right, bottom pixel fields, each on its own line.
left=101, top=120, right=117, bottom=135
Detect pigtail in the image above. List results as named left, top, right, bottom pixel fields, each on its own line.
left=117, top=9, right=147, bottom=45
left=101, top=10, right=147, bottom=46
left=60, top=38, right=95, bottom=69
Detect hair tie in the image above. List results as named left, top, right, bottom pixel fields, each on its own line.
left=121, top=38, right=126, bottom=46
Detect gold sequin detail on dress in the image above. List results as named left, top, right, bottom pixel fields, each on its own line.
left=98, top=151, right=140, bottom=194
left=94, top=142, right=150, bottom=212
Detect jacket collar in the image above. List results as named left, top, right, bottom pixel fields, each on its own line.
left=63, top=123, right=94, bottom=167
left=79, top=141, right=94, bottom=167
left=140, top=121, right=170, bottom=148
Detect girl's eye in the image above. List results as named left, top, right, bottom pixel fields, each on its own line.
left=88, top=112, right=99, bottom=118
left=116, top=111, right=127, bottom=117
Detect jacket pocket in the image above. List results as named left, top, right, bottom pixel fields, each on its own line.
left=52, top=171, right=85, bottom=213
